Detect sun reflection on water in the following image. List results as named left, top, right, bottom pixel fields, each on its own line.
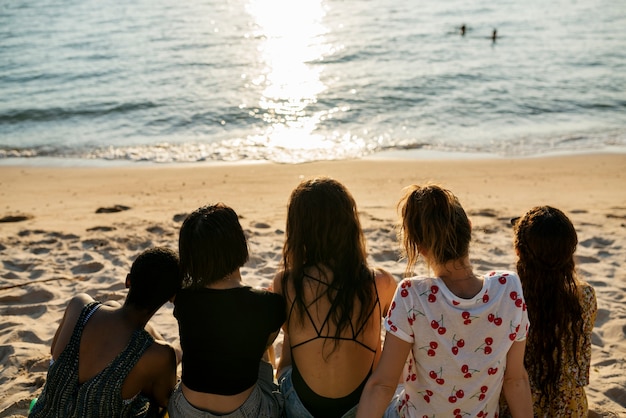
left=245, top=0, right=332, bottom=156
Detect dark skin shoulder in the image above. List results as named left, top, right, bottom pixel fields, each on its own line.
left=49, top=293, right=177, bottom=407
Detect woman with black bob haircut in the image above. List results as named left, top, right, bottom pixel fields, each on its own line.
left=274, top=177, right=396, bottom=418
left=168, top=203, right=286, bottom=418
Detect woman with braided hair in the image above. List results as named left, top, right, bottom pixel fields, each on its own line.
left=511, top=206, right=597, bottom=416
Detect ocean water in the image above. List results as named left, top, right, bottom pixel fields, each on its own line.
left=1, top=0, right=625, bottom=164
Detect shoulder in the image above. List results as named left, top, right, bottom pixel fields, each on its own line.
left=51, top=293, right=98, bottom=357
left=143, top=340, right=176, bottom=366
left=64, top=294, right=98, bottom=325
left=248, top=286, right=286, bottom=307
left=484, top=271, right=522, bottom=289
left=373, top=268, right=397, bottom=291
left=373, top=268, right=398, bottom=311
left=271, top=270, right=287, bottom=294
left=577, top=281, right=597, bottom=309
left=578, top=281, right=596, bottom=297
left=68, top=292, right=97, bottom=310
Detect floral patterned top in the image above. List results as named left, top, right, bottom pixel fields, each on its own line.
left=526, top=282, right=597, bottom=417
left=385, top=271, right=530, bottom=418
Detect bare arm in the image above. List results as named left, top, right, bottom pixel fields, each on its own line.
left=272, top=271, right=292, bottom=376
left=51, top=293, right=95, bottom=359
left=356, top=334, right=411, bottom=418
left=374, top=268, right=397, bottom=315
left=145, top=343, right=178, bottom=409
left=276, top=330, right=292, bottom=377
left=502, top=340, right=533, bottom=418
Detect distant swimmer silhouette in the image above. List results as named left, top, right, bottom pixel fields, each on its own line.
left=460, top=24, right=466, bottom=36
left=492, top=28, right=497, bottom=42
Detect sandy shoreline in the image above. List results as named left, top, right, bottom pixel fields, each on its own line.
left=1, top=154, right=625, bottom=416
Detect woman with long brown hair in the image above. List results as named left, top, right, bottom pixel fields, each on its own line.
left=512, top=206, right=597, bottom=416
left=273, top=177, right=396, bottom=418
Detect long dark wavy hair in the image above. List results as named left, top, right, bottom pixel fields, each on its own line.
left=280, top=177, right=373, bottom=353
left=514, top=206, right=583, bottom=406
left=398, top=184, right=471, bottom=275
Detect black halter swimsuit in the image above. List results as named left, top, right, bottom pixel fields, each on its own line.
left=289, top=273, right=381, bottom=418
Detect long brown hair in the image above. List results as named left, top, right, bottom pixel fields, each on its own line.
left=280, top=177, right=373, bottom=351
left=514, top=206, right=583, bottom=407
left=398, top=184, right=471, bottom=275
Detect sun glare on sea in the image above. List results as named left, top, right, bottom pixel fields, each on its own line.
left=245, top=0, right=332, bottom=154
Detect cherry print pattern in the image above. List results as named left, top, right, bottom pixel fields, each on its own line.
left=461, top=311, right=478, bottom=325
left=475, top=337, right=494, bottom=355
left=430, top=314, right=447, bottom=335
left=420, top=340, right=439, bottom=357
left=451, top=334, right=465, bottom=355
left=385, top=272, right=530, bottom=416
left=420, top=284, right=440, bottom=303
left=487, top=312, right=503, bottom=326
left=448, top=386, right=466, bottom=404
left=428, top=367, right=445, bottom=385
left=420, top=389, right=434, bottom=403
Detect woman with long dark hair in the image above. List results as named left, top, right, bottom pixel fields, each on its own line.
left=512, top=206, right=597, bottom=416
left=274, top=177, right=396, bottom=418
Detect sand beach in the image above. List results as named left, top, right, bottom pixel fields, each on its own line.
left=1, top=153, right=625, bottom=417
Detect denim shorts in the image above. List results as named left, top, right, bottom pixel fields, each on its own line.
left=167, top=361, right=283, bottom=418
left=278, top=366, right=358, bottom=418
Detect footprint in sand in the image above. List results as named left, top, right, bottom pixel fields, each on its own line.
left=95, top=205, right=130, bottom=214
left=0, top=288, right=55, bottom=304
left=252, top=222, right=272, bottom=230
left=0, top=345, right=15, bottom=365
left=580, top=237, right=614, bottom=248
left=87, top=226, right=117, bottom=232
left=0, top=214, right=33, bottom=223
left=605, top=386, right=626, bottom=409
left=71, top=261, right=104, bottom=275
left=173, top=213, right=188, bottom=222
left=147, top=226, right=173, bottom=236
left=372, top=249, right=400, bottom=262
left=2, top=303, right=47, bottom=318
left=29, top=269, right=46, bottom=280
left=31, top=247, right=51, bottom=255
left=595, top=308, right=610, bottom=326
left=468, top=209, right=498, bottom=218
left=575, top=255, right=600, bottom=264
left=2, top=260, right=32, bottom=272
left=9, top=329, right=46, bottom=345
left=82, top=239, right=109, bottom=249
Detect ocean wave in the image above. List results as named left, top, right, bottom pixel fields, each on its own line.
left=0, top=102, right=160, bottom=125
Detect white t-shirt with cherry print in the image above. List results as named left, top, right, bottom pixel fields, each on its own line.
left=384, top=271, right=530, bottom=418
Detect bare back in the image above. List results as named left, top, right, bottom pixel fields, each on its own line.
left=51, top=295, right=177, bottom=408
left=276, top=267, right=396, bottom=398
